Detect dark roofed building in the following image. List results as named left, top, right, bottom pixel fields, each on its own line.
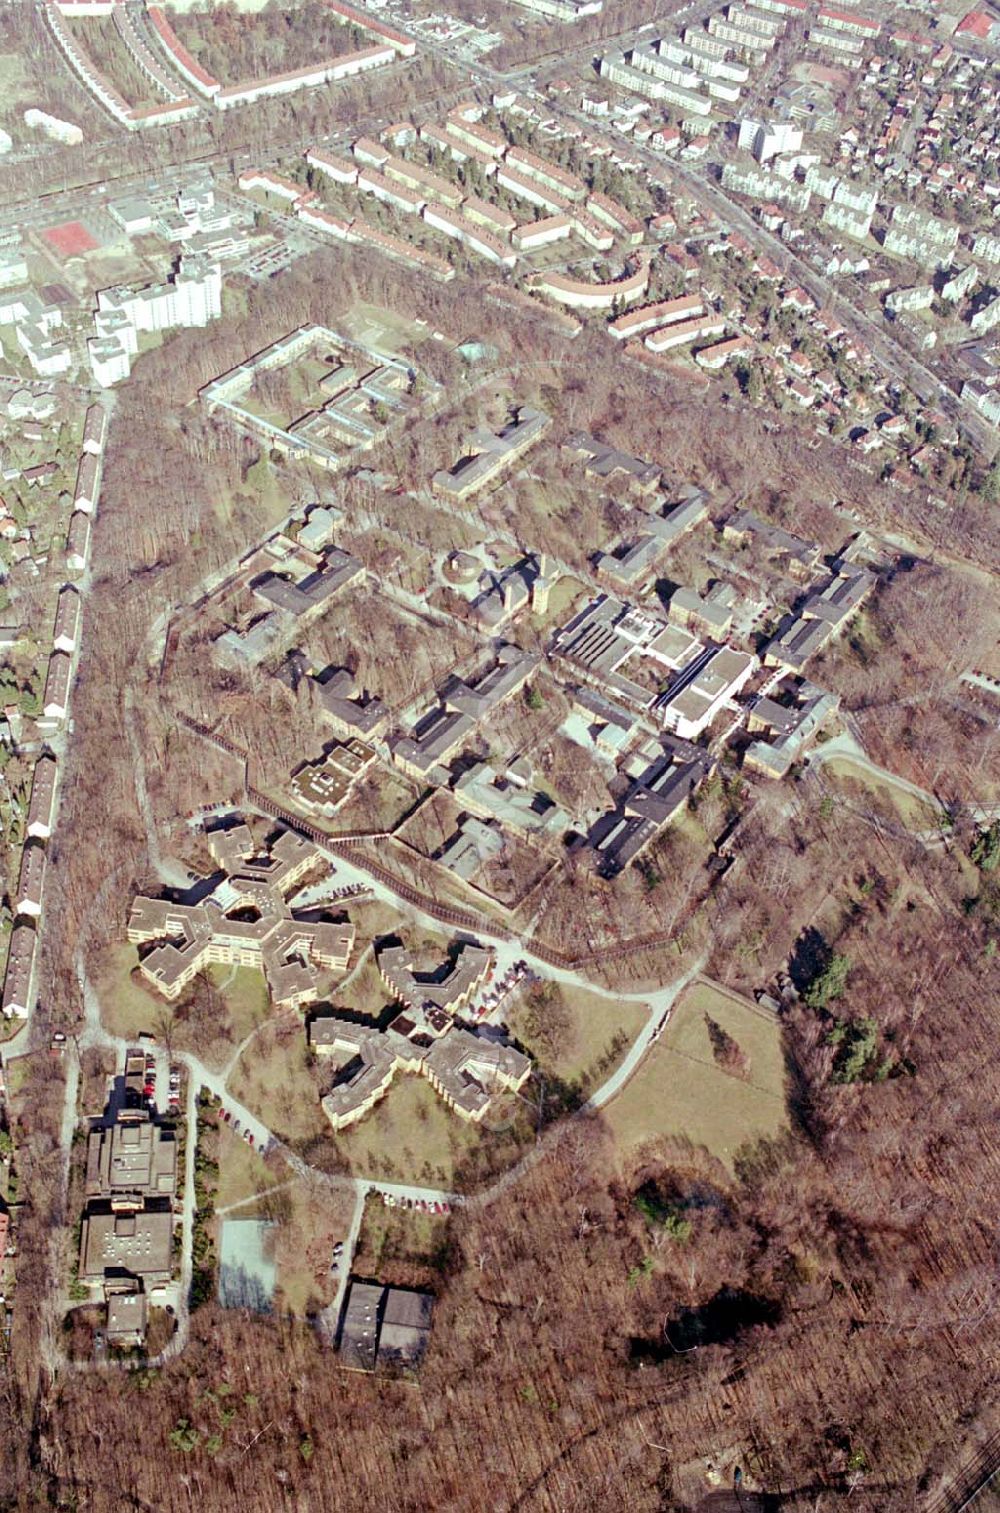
left=339, top=1281, right=435, bottom=1372
left=563, top=432, right=662, bottom=493
left=378, top=1287, right=434, bottom=1369
left=340, top=1280, right=384, bottom=1371
left=253, top=547, right=363, bottom=616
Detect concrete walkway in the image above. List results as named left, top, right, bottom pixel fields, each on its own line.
left=807, top=730, right=943, bottom=811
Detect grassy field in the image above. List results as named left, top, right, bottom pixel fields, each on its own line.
left=822, top=756, right=940, bottom=831
left=508, top=984, right=648, bottom=1098
left=340, top=301, right=432, bottom=356
left=331, top=1073, right=486, bottom=1188
left=95, top=946, right=272, bottom=1072
left=353, top=1192, right=451, bottom=1290
left=228, top=1018, right=326, bottom=1146
left=604, top=979, right=789, bottom=1174
left=215, top=1124, right=283, bottom=1212
left=530, top=574, right=587, bottom=632
left=273, top=1178, right=357, bottom=1316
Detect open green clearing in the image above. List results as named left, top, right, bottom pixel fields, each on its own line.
left=353, top=1193, right=451, bottom=1290
left=330, top=1072, right=494, bottom=1188
left=339, top=301, right=432, bottom=356
left=215, top=1124, right=282, bottom=1212
left=605, top=979, right=788, bottom=1173
left=96, top=945, right=270, bottom=1071
left=508, top=983, right=648, bottom=1099
left=228, top=1016, right=325, bottom=1145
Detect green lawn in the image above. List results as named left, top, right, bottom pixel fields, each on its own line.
left=228, top=1019, right=326, bottom=1146
left=508, top=983, right=648, bottom=1098
left=340, top=301, right=431, bottom=356
left=215, top=1123, right=282, bottom=1211
left=534, top=574, right=587, bottom=623
left=330, top=1073, right=488, bottom=1188
left=353, top=1192, right=451, bottom=1289
left=95, top=946, right=271, bottom=1072
left=605, top=979, right=788, bottom=1173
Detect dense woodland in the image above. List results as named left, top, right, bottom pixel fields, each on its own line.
left=2, top=240, right=999, bottom=1511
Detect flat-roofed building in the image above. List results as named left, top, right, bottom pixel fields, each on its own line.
left=289, top=739, right=377, bottom=816
left=657, top=645, right=757, bottom=739
left=378, top=1287, right=434, bottom=1370
left=79, top=1208, right=173, bottom=1285
left=85, top=1116, right=177, bottom=1206
left=128, top=821, right=355, bottom=1008
left=378, top=940, right=494, bottom=1014
left=317, top=1004, right=530, bottom=1130
left=339, top=1282, right=435, bottom=1372
left=106, top=1285, right=148, bottom=1346
left=340, top=1280, right=383, bottom=1370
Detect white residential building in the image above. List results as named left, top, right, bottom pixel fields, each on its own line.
left=738, top=118, right=803, bottom=163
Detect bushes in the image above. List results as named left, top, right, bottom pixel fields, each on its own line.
left=190, top=1091, right=219, bottom=1311
left=804, top=952, right=851, bottom=1009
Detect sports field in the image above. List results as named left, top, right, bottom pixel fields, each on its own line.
left=41, top=221, right=99, bottom=259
